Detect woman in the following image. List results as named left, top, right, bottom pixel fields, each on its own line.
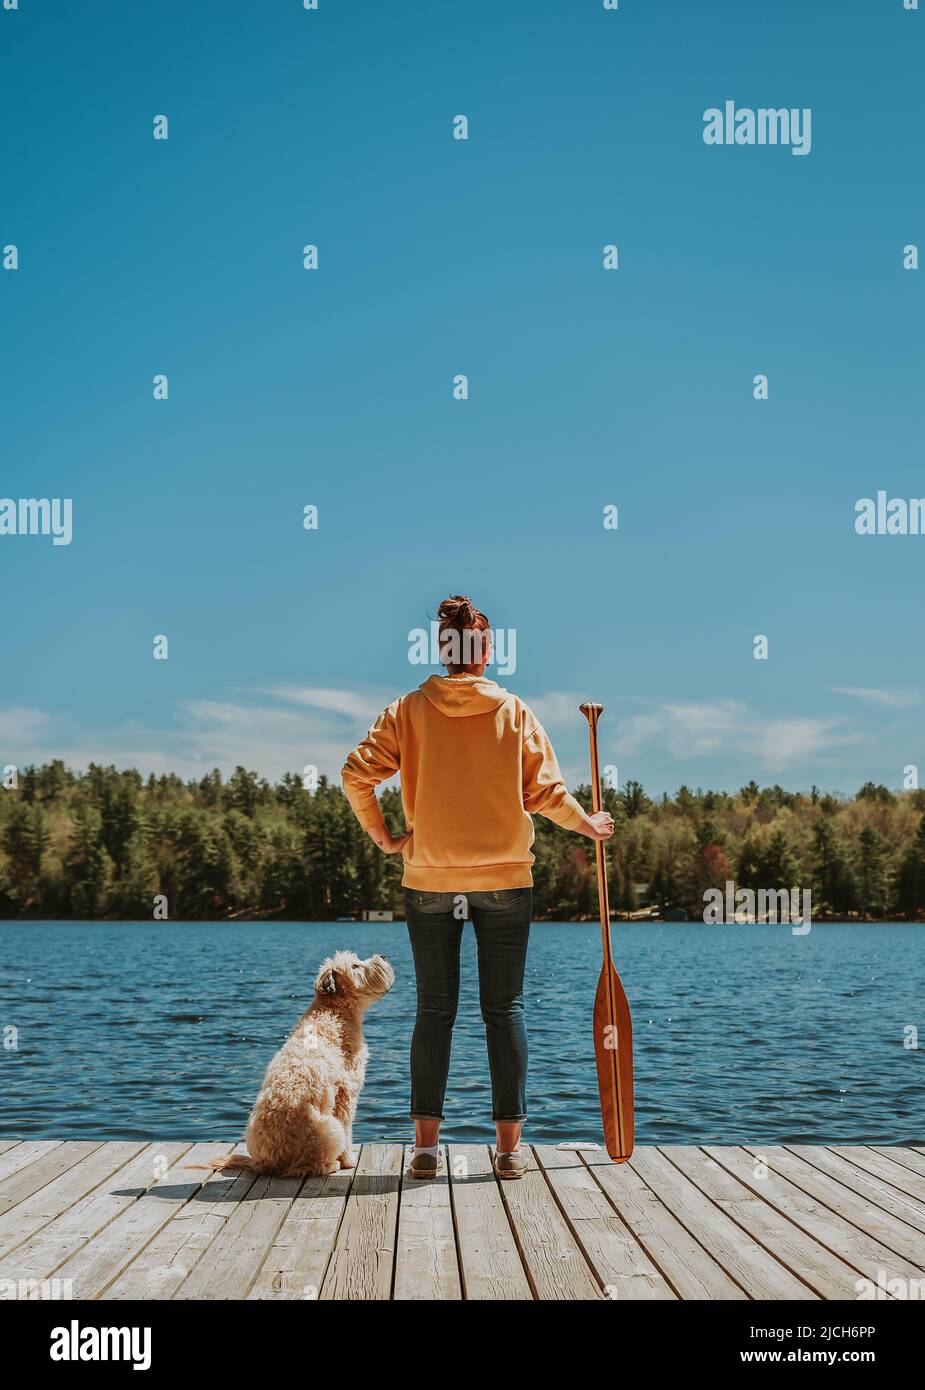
left=341, top=595, right=614, bottom=1179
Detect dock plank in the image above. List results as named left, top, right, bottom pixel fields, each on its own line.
left=662, top=1146, right=860, bottom=1300
left=447, top=1144, right=532, bottom=1301
left=584, top=1150, right=747, bottom=1299
left=394, top=1146, right=461, bottom=1301
left=38, top=1144, right=213, bottom=1297
left=174, top=1161, right=303, bottom=1300
left=785, top=1146, right=925, bottom=1237
left=534, top=1146, right=675, bottom=1300
left=0, top=1143, right=191, bottom=1286
left=631, top=1147, right=816, bottom=1299
left=0, top=1143, right=145, bottom=1261
left=105, top=1146, right=257, bottom=1300
left=707, top=1147, right=922, bottom=1292
left=248, top=1165, right=353, bottom=1301
left=493, top=1146, right=601, bottom=1300
left=833, top=1146, right=925, bottom=1204
left=744, top=1146, right=925, bottom=1271
left=319, top=1144, right=402, bottom=1301
left=0, top=1141, right=63, bottom=1191
left=869, top=1146, right=925, bottom=1181
left=0, top=1143, right=104, bottom=1219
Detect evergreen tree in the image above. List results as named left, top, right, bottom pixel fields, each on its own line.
left=895, top=815, right=925, bottom=918
left=811, top=817, right=855, bottom=916
left=855, top=826, right=890, bottom=919
left=735, top=835, right=764, bottom=890
left=108, top=830, right=159, bottom=917
left=2, top=802, right=48, bottom=881
left=64, top=805, right=113, bottom=917
left=856, top=782, right=895, bottom=805
left=1, top=803, right=49, bottom=908
left=226, top=767, right=266, bottom=818
left=680, top=820, right=732, bottom=916
left=619, top=780, right=650, bottom=819
left=760, top=829, right=800, bottom=891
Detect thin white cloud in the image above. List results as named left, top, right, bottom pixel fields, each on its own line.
left=0, top=686, right=877, bottom=786
left=0, top=707, right=53, bottom=743
left=612, top=698, right=856, bottom=771
left=0, top=691, right=392, bottom=784
left=829, top=687, right=920, bottom=709
left=170, top=695, right=391, bottom=781
left=742, top=717, right=857, bottom=768
left=523, top=691, right=586, bottom=726
left=485, top=691, right=860, bottom=778
left=0, top=716, right=201, bottom=780
left=254, top=686, right=389, bottom=723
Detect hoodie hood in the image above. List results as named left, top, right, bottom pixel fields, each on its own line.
left=419, top=674, right=512, bottom=718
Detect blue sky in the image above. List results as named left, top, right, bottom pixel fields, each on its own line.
left=2, top=0, right=923, bottom=796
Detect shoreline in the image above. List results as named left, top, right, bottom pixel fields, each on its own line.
left=1, top=913, right=924, bottom=926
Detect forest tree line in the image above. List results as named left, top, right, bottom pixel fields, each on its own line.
left=1, top=761, right=925, bottom=921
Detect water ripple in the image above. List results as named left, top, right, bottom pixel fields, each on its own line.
left=0, top=920, right=921, bottom=1145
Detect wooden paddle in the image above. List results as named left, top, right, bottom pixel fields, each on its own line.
left=579, top=702, right=634, bottom=1162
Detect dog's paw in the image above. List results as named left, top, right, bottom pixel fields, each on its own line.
left=337, top=1151, right=358, bottom=1170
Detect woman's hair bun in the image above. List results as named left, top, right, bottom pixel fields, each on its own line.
left=435, top=594, right=490, bottom=670
left=438, top=594, right=476, bottom=626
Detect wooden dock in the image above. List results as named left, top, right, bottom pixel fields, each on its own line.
left=1, top=1139, right=924, bottom=1300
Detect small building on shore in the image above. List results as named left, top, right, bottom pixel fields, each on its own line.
left=361, top=909, right=394, bottom=922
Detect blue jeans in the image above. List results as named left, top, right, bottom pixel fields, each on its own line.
left=404, top=888, right=532, bottom=1123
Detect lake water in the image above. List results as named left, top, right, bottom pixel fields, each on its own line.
left=0, top=920, right=921, bottom=1146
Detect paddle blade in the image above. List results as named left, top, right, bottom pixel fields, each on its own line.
left=593, top=964, right=634, bottom=1161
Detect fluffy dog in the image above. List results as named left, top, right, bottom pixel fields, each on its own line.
left=202, top=951, right=394, bottom=1178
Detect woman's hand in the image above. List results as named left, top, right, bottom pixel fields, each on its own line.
left=583, top=810, right=615, bottom=841
left=368, top=827, right=412, bottom=855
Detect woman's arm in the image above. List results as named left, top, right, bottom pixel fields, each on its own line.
left=573, top=808, right=616, bottom=841
left=522, top=721, right=614, bottom=841
left=342, top=703, right=410, bottom=853
left=364, top=824, right=412, bottom=855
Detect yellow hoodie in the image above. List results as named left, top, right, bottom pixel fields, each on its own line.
left=341, top=674, right=588, bottom=890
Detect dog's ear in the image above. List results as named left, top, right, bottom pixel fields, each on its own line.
left=316, top=966, right=338, bottom=996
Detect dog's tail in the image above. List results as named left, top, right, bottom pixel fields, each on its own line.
left=184, top=1152, right=261, bottom=1173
